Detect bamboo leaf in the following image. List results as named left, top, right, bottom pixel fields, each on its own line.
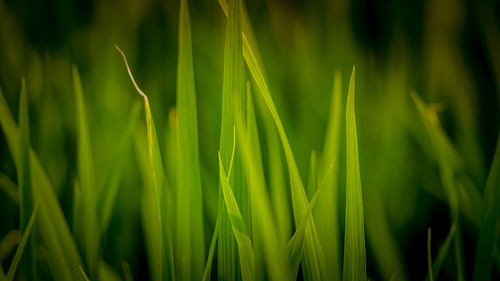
left=343, top=66, right=366, bottom=281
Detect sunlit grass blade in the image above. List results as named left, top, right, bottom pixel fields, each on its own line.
left=5, top=199, right=39, bottom=281
left=97, top=101, right=142, bottom=233
left=17, top=79, right=35, bottom=281
left=343, top=66, right=366, bottom=281
left=80, top=266, right=91, bottom=281
left=0, top=85, right=83, bottom=281
left=306, top=151, right=317, bottom=199
left=218, top=151, right=255, bottom=281
left=218, top=0, right=247, bottom=279
left=73, top=66, right=100, bottom=279
left=317, top=70, right=342, bottom=281
left=116, top=44, right=175, bottom=281
left=235, top=86, right=289, bottom=281
left=425, top=224, right=456, bottom=281
left=472, top=136, right=500, bottom=281
left=176, top=0, right=206, bottom=279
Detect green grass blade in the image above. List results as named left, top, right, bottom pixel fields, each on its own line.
left=427, top=228, right=434, bottom=281
left=0, top=86, right=84, bottom=281
left=202, top=216, right=220, bottom=281
left=235, top=86, right=289, bottom=281
left=218, top=0, right=247, bottom=279
left=0, top=173, right=18, bottom=204
left=472, top=136, right=500, bottom=281
left=80, top=266, right=91, bottom=281
left=73, top=66, right=100, bottom=279
left=218, top=152, right=255, bottom=281
left=0, top=231, right=20, bottom=261
left=98, top=261, right=123, bottom=281
left=425, top=224, right=456, bottom=281
left=343, top=66, right=366, bottom=281
left=306, top=151, right=317, bottom=199
left=115, top=45, right=175, bottom=281
left=6, top=199, right=39, bottom=281
left=176, top=0, right=206, bottom=279
left=317, top=70, right=342, bottom=281
left=17, top=79, right=36, bottom=281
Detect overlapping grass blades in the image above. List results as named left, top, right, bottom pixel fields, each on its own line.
left=115, top=45, right=175, bottom=281
left=176, top=0, right=206, bottom=279
left=343, top=67, right=366, bottom=281
left=5, top=200, right=39, bottom=281
left=0, top=85, right=83, bottom=281
left=73, top=66, right=100, bottom=279
left=425, top=224, right=456, bottom=281
left=218, top=0, right=247, bottom=279
left=17, top=79, right=35, bottom=281
left=472, top=136, right=500, bottom=281
left=317, top=70, right=342, bottom=281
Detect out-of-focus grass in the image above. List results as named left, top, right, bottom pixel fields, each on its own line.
left=0, top=0, right=499, bottom=280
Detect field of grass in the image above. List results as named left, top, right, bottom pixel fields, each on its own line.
left=0, top=0, right=499, bottom=280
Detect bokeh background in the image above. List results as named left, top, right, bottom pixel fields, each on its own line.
left=0, top=0, right=499, bottom=280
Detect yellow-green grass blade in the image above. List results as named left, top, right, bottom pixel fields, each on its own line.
left=97, top=101, right=141, bottom=233
left=425, top=224, right=456, bottom=281
left=80, top=266, right=91, bottom=281
left=73, top=66, right=100, bottom=279
left=343, top=66, right=366, bottom=281
left=287, top=160, right=335, bottom=280
left=0, top=86, right=83, bottom=280
left=472, top=136, right=500, bottom=281
left=98, top=261, right=123, bottom=281
left=202, top=216, right=220, bottom=281
left=116, top=45, right=175, bottom=281
left=218, top=152, right=255, bottom=281
left=5, top=199, right=39, bottom=281
left=306, top=151, right=317, bottom=199
left=176, top=0, right=206, bottom=279
left=235, top=87, right=290, bottom=281
left=218, top=0, right=247, bottom=279
left=17, top=79, right=36, bottom=281
left=317, top=70, right=342, bottom=281
left=0, top=173, right=18, bottom=203
left=0, top=231, right=20, bottom=261
left=411, top=92, right=466, bottom=281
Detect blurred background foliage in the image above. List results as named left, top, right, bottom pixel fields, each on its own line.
left=0, top=0, right=499, bottom=280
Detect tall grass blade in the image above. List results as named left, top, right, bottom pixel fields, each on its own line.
left=343, top=66, right=366, bottom=281
left=6, top=199, right=39, bottom=281
left=73, top=66, right=100, bottom=279
left=17, top=79, right=35, bottom=280
left=115, top=45, right=175, bottom=281
left=176, top=0, right=206, bottom=279
left=0, top=86, right=84, bottom=281
left=218, top=0, right=247, bottom=279
left=472, top=136, right=500, bottom=281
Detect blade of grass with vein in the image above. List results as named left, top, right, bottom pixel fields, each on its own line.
left=5, top=199, right=39, bottom=281
left=176, top=0, right=206, bottom=279
left=116, top=45, right=175, bottom=281
left=218, top=152, right=255, bottom=281
left=472, top=136, right=500, bottom=281
left=97, top=101, right=141, bottom=233
left=343, top=66, right=366, bottom=281
left=17, top=79, right=35, bottom=281
left=236, top=86, right=289, bottom=281
left=425, top=224, right=456, bottom=281
left=317, top=70, right=342, bottom=281
left=73, top=66, right=100, bottom=279
left=0, top=85, right=84, bottom=281
left=219, top=0, right=247, bottom=279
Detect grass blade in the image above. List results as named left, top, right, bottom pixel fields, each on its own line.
left=202, top=216, right=220, bottom=281
left=176, top=0, right=206, bottom=279
left=218, top=152, right=255, bottom=281
left=17, top=79, right=36, bottom=280
left=425, top=224, right=456, bottom=281
left=472, top=136, right=500, bottom=281
left=6, top=199, right=39, bottom=281
left=73, top=66, right=100, bottom=279
left=343, top=66, right=366, bottom=281
left=0, top=85, right=84, bottom=281
left=0, top=173, right=18, bottom=203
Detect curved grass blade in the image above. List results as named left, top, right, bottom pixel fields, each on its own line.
left=176, top=0, right=206, bottom=279
left=472, top=136, right=500, bottom=281
left=343, top=66, right=366, bottom=281
left=73, top=66, right=100, bottom=279
left=218, top=152, right=255, bottom=281
left=6, top=199, right=39, bottom=281
left=0, top=85, right=84, bottom=281
left=115, top=44, right=175, bottom=281
left=17, top=79, right=36, bottom=280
